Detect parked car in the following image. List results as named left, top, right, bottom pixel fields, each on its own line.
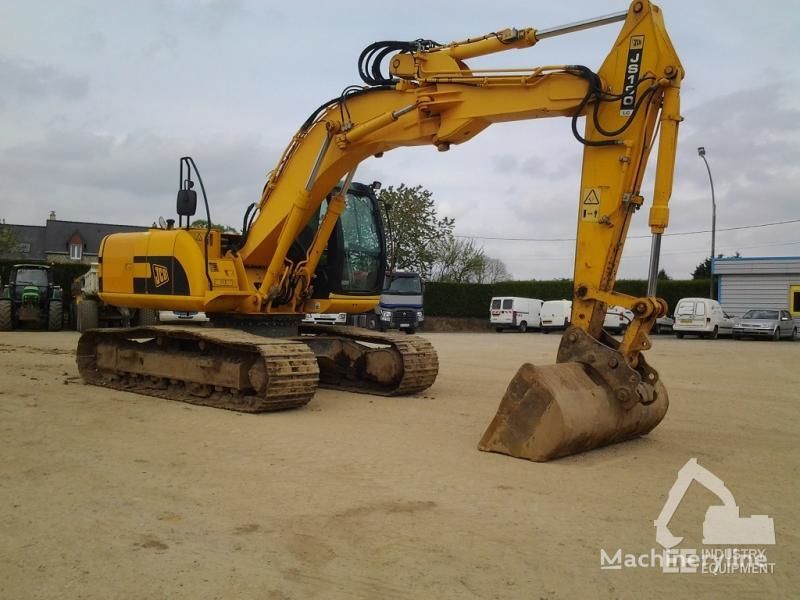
left=540, top=300, right=572, bottom=333
left=490, top=297, right=542, bottom=333
left=673, top=298, right=734, bottom=339
left=653, top=314, right=675, bottom=334
left=732, top=309, right=797, bottom=341
left=603, top=306, right=634, bottom=334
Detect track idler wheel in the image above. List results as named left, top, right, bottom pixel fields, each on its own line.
left=478, top=330, right=669, bottom=461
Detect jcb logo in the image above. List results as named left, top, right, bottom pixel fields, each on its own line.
left=152, top=264, right=170, bottom=287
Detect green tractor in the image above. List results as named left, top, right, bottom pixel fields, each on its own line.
left=0, top=264, right=64, bottom=331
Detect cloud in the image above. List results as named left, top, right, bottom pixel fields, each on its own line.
left=0, top=59, right=88, bottom=109
left=0, top=127, right=278, bottom=228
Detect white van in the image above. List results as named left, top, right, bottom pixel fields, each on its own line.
left=673, top=297, right=734, bottom=339
left=490, top=297, right=543, bottom=333
left=540, top=300, right=572, bottom=332
left=604, top=305, right=634, bottom=333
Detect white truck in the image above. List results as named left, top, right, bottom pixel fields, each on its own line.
left=302, top=312, right=347, bottom=326
left=490, top=297, right=543, bottom=333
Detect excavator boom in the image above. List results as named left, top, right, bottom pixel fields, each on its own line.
left=79, top=0, right=684, bottom=461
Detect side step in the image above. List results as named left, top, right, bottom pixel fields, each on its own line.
left=298, top=324, right=438, bottom=396
left=77, top=326, right=319, bottom=412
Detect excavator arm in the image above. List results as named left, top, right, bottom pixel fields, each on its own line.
left=243, top=1, right=681, bottom=338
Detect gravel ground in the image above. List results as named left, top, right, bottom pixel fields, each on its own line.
left=0, top=330, right=797, bottom=599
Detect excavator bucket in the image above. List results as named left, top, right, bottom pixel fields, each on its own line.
left=479, top=329, right=669, bottom=462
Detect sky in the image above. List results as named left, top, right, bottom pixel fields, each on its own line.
left=1, top=0, right=798, bottom=280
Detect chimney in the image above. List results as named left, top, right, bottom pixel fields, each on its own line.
left=48, top=211, right=57, bottom=221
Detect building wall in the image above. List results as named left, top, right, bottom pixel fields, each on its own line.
left=718, top=274, right=798, bottom=317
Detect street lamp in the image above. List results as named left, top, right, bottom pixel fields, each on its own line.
left=697, top=146, right=716, bottom=300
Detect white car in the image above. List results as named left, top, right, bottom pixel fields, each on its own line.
left=673, top=298, right=734, bottom=339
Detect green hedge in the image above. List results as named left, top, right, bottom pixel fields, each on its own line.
left=424, top=279, right=711, bottom=318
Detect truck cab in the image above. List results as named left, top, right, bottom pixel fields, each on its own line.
left=370, top=271, right=424, bottom=334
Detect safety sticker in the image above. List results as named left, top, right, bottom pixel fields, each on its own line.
left=581, top=188, right=601, bottom=222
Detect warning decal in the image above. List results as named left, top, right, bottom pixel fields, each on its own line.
left=581, top=188, right=601, bottom=222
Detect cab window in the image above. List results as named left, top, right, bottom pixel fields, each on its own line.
left=338, top=192, right=382, bottom=293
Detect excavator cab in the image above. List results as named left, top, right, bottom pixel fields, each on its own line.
left=290, top=181, right=386, bottom=300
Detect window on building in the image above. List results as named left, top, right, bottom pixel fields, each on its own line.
left=69, top=243, right=82, bottom=260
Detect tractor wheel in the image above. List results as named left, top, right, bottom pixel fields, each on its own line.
left=136, top=308, right=159, bottom=326
left=48, top=300, right=63, bottom=331
left=0, top=300, right=13, bottom=331
left=77, top=300, right=99, bottom=332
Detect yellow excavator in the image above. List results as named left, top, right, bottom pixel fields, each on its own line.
left=77, top=0, right=683, bottom=462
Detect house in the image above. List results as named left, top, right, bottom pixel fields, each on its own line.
left=713, top=256, right=800, bottom=319
left=0, top=212, right=148, bottom=265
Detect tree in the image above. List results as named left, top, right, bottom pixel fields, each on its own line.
left=477, top=256, right=511, bottom=283
left=190, top=219, right=239, bottom=233
left=657, top=268, right=671, bottom=281
left=378, top=184, right=454, bottom=278
left=692, top=257, right=712, bottom=280
left=0, top=225, right=17, bottom=255
left=692, top=252, right=740, bottom=279
left=430, top=237, right=487, bottom=283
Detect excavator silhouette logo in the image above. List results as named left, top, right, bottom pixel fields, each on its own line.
left=654, top=458, right=775, bottom=548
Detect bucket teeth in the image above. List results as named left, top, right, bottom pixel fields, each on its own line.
left=478, top=361, right=668, bottom=462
